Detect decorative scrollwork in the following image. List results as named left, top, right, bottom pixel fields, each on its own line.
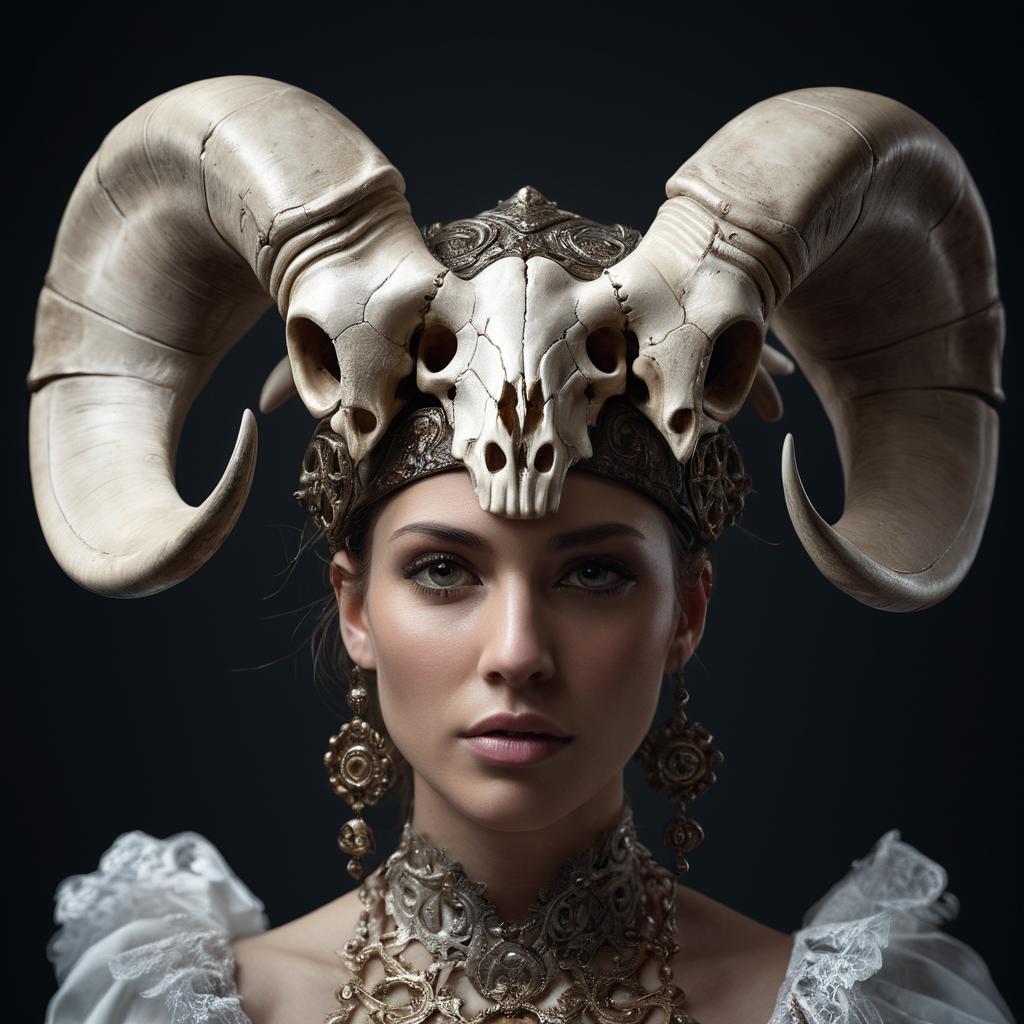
left=327, top=802, right=699, bottom=1024
left=293, top=425, right=356, bottom=535
left=686, top=430, right=752, bottom=541
left=296, top=396, right=752, bottom=556
left=422, top=186, right=642, bottom=281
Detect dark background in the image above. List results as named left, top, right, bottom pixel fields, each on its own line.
left=12, top=4, right=1018, bottom=1019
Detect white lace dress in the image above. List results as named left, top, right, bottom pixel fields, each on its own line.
left=43, top=829, right=1015, bottom=1024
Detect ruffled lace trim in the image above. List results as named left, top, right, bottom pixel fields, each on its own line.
left=108, top=928, right=251, bottom=1024
left=779, top=829, right=961, bottom=1024
left=46, top=829, right=268, bottom=1017
left=48, top=828, right=980, bottom=1024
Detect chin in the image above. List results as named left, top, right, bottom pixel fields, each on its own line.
left=445, top=777, right=586, bottom=833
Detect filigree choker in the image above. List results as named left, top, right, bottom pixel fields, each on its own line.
left=327, top=800, right=698, bottom=1024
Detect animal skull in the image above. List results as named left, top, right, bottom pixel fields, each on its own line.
left=27, top=77, right=1004, bottom=614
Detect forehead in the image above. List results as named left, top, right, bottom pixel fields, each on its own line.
left=375, top=469, right=669, bottom=544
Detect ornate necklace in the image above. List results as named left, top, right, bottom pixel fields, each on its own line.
left=326, top=801, right=699, bottom=1024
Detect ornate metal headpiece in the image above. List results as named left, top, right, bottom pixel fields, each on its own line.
left=295, top=396, right=751, bottom=553
left=294, top=187, right=750, bottom=550
left=421, top=185, right=642, bottom=281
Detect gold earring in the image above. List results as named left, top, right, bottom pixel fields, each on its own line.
left=323, top=665, right=396, bottom=880
left=634, top=668, right=723, bottom=877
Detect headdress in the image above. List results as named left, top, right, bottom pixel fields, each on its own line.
left=26, top=77, right=1004, bottom=1024
left=26, top=77, right=1003, bottom=610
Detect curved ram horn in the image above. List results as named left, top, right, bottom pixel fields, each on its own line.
left=27, top=75, right=439, bottom=598
left=628, top=87, right=1003, bottom=611
left=260, top=355, right=298, bottom=414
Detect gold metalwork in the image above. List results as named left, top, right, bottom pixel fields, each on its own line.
left=327, top=801, right=700, bottom=1024
left=634, top=671, right=722, bottom=878
left=324, top=666, right=397, bottom=880
left=296, top=397, right=750, bottom=555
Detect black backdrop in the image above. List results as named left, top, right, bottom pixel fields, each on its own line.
left=12, top=5, right=1019, bottom=1019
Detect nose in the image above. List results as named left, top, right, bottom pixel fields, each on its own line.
left=477, top=573, right=556, bottom=688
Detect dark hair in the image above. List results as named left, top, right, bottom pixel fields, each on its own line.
left=308, top=480, right=711, bottom=826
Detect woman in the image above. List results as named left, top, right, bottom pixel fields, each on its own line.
left=34, top=78, right=1013, bottom=1022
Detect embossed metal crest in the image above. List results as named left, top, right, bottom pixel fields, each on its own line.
left=422, top=185, right=642, bottom=280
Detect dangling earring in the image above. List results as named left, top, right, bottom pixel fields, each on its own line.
left=323, top=665, right=396, bottom=880
left=635, top=668, right=723, bottom=878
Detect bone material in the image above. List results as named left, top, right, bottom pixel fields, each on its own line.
left=29, top=80, right=1002, bottom=611
left=614, top=88, right=1003, bottom=611
left=27, top=76, right=445, bottom=597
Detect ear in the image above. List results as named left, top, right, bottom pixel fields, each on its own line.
left=331, top=549, right=377, bottom=671
left=664, top=557, right=713, bottom=675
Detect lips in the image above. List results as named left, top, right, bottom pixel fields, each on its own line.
left=484, top=729, right=554, bottom=737
left=463, top=711, right=572, bottom=739
left=465, top=732, right=572, bottom=766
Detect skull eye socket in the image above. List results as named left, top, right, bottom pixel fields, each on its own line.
left=419, top=324, right=459, bottom=374
left=287, top=316, right=340, bottom=411
left=702, top=320, right=763, bottom=421
left=585, top=326, right=626, bottom=375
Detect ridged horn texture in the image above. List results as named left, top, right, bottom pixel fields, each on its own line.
left=27, top=76, right=430, bottom=598
left=636, top=87, right=1003, bottom=611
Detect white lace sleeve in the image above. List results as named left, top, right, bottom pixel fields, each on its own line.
left=44, top=830, right=270, bottom=1024
left=768, top=830, right=1015, bottom=1024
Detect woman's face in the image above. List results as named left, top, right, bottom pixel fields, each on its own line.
left=331, top=470, right=711, bottom=832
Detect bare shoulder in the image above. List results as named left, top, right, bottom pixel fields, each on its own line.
left=231, top=886, right=364, bottom=1024
left=671, top=883, right=795, bottom=1024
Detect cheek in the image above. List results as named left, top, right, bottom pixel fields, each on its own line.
left=557, top=594, right=677, bottom=754
left=576, top=633, right=663, bottom=735
left=570, top=571, right=677, bottom=679
left=572, top=600, right=670, bottom=668
left=363, top=575, right=473, bottom=766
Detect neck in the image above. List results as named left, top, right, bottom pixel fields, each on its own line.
left=407, top=771, right=628, bottom=922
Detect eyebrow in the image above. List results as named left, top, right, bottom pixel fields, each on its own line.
left=388, top=521, right=646, bottom=551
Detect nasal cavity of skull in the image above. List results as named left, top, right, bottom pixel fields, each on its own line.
left=514, top=440, right=554, bottom=474
left=702, top=320, right=763, bottom=421
left=585, top=326, right=626, bottom=375
left=623, top=330, right=649, bottom=405
left=523, top=379, right=544, bottom=434
left=485, top=443, right=506, bottom=472
left=287, top=316, right=340, bottom=409
left=533, top=443, right=554, bottom=473
left=487, top=385, right=515, bottom=472
left=497, top=381, right=518, bottom=437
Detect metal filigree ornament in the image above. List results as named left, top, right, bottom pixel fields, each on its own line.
left=635, top=674, right=723, bottom=878
left=422, top=186, right=642, bottom=281
left=324, top=666, right=398, bottom=880
left=685, top=433, right=751, bottom=542
left=295, top=427, right=357, bottom=536
left=326, top=801, right=700, bottom=1024
left=295, top=398, right=750, bottom=557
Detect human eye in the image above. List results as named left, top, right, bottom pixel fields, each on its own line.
left=401, top=553, right=478, bottom=600
left=560, top=558, right=638, bottom=598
